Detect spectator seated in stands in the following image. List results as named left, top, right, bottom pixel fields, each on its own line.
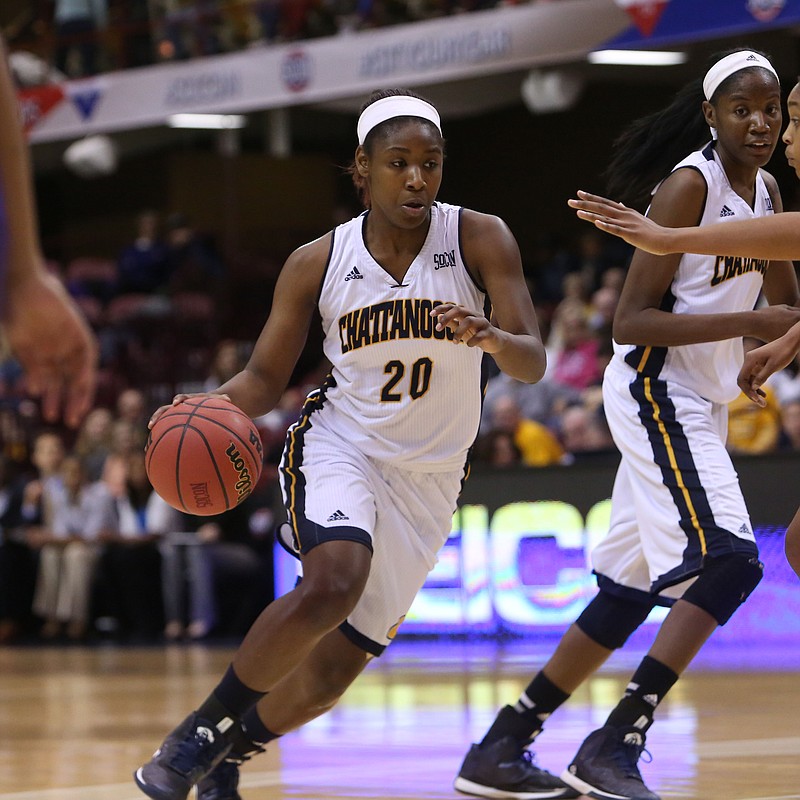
left=29, top=454, right=114, bottom=641
left=116, top=210, right=170, bottom=296
left=480, top=370, right=578, bottom=436
left=483, top=394, right=565, bottom=468
left=727, top=338, right=782, bottom=456
left=548, top=300, right=603, bottom=392
left=164, top=211, right=225, bottom=296
left=160, top=489, right=275, bottom=641
left=558, top=402, right=616, bottom=464
left=93, top=452, right=181, bottom=641
left=779, top=399, right=800, bottom=451
left=0, top=455, right=37, bottom=643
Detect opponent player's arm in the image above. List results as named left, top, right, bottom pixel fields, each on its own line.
left=434, top=210, right=546, bottom=383
left=215, top=238, right=326, bottom=418
left=759, top=174, right=800, bottom=308
left=0, top=37, right=97, bottom=426
left=614, top=170, right=800, bottom=346
left=569, top=189, right=800, bottom=261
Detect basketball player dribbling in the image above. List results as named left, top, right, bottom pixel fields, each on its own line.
left=455, top=49, right=800, bottom=800
left=569, top=72, right=800, bottom=590
left=134, top=88, right=548, bottom=800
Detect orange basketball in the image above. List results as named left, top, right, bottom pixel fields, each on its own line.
left=145, top=396, right=264, bottom=516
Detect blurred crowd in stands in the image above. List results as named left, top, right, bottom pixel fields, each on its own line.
left=4, top=0, right=533, bottom=79
left=3, top=204, right=800, bottom=647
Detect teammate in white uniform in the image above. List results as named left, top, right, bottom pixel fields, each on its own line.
left=456, top=49, right=800, bottom=800
left=134, top=88, right=547, bottom=800
left=570, top=74, right=800, bottom=588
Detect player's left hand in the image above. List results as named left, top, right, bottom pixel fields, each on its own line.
left=432, top=303, right=503, bottom=352
left=737, top=337, right=796, bottom=406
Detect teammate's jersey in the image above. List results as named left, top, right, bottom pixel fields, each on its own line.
left=613, top=142, right=774, bottom=404
left=309, top=201, right=487, bottom=472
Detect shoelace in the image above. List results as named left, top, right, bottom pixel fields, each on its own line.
left=520, top=749, right=547, bottom=772
left=170, top=730, right=226, bottom=776
left=227, top=742, right=266, bottom=765
left=612, top=741, right=652, bottom=780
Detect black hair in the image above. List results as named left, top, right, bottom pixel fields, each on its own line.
left=348, top=88, right=443, bottom=209
left=605, top=47, right=777, bottom=206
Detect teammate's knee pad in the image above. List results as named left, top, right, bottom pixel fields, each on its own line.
left=575, top=589, right=656, bottom=650
left=681, top=553, right=763, bottom=625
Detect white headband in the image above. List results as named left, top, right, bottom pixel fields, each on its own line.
left=357, top=96, right=442, bottom=145
left=703, top=51, right=779, bottom=101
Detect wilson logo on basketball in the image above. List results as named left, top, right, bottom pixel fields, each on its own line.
left=191, top=482, right=213, bottom=508
left=226, top=443, right=254, bottom=500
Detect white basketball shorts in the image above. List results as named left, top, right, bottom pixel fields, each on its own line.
left=595, top=358, right=758, bottom=602
left=279, top=412, right=464, bottom=654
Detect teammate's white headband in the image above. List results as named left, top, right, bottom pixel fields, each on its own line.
left=702, top=51, right=779, bottom=101
left=357, top=96, right=442, bottom=145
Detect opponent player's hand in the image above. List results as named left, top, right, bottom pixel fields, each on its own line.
left=4, top=270, right=98, bottom=427
left=568, top=190, right=675, bottom=255
left=738, top=333, right=800, bottom=406
left=147, top=392, right=231, bottom=429
left=432, top=303, right=503, bottom=352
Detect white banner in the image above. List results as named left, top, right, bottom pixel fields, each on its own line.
left=25, top=0, right=628, bottom=143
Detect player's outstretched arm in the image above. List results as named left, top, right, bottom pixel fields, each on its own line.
left=737, top=321, right=800, bottom=405
left=0, top=37, right=98, bottom=426
left=569, top=189, right=800, bottom=261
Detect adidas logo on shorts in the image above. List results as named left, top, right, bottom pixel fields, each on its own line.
left=344, top=266, right=364, bottom=281
left=719, top=205, right=735, bottom=217
left=327, top=509, right=350, bottom=521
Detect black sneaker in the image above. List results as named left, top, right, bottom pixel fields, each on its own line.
left=560, top=725, right=661, bottom=800
left=196, top=740, right=266, bottom=800
left=455, top=736, right=580, bottom=799
left=197, top=759, right=242, bottom=800
left=134, top=713, right=234, bottom=800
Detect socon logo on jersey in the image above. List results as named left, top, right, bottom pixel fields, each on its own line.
left=281, top=51, right=312, bottom=92
left=434, top=250, right=455, bottom=270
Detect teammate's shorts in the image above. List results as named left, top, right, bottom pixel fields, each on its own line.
left=595, top=358, right=758, bottom=602
left=279, top=414, right=464, bottom=655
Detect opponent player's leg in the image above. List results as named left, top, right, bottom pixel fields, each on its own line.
left=784, top=504, right=800, bottom=578
left=134, top=538, right=371, bottom=800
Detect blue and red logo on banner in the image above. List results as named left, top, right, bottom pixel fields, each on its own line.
left=609, top=0, right=800, bottom=46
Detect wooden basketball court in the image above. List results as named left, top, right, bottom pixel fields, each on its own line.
left=0, top=640, right=798, bottom=800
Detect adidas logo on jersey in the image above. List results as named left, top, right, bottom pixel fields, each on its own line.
left=739, top=523, right=752, bottom=536
left=719, top=205, right=735, bottom=217
left=344, top=266, right=364, bottom=281
left=327, top=509, right=350, bottom=521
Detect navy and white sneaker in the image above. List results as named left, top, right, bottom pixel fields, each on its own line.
left=455, top=735, right=579, bottom=798
left=134, top=713, right=234, bottom=800
left=197, top=759, right=243, bottom=800
left=197, top=739, right=267, bottom=800
left=561, top=725, right=660, bottom=800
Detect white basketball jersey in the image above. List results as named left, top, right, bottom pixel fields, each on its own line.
left=613, top=143, right=774, bottom=404
left=309, top=201, right=487, bottom=471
